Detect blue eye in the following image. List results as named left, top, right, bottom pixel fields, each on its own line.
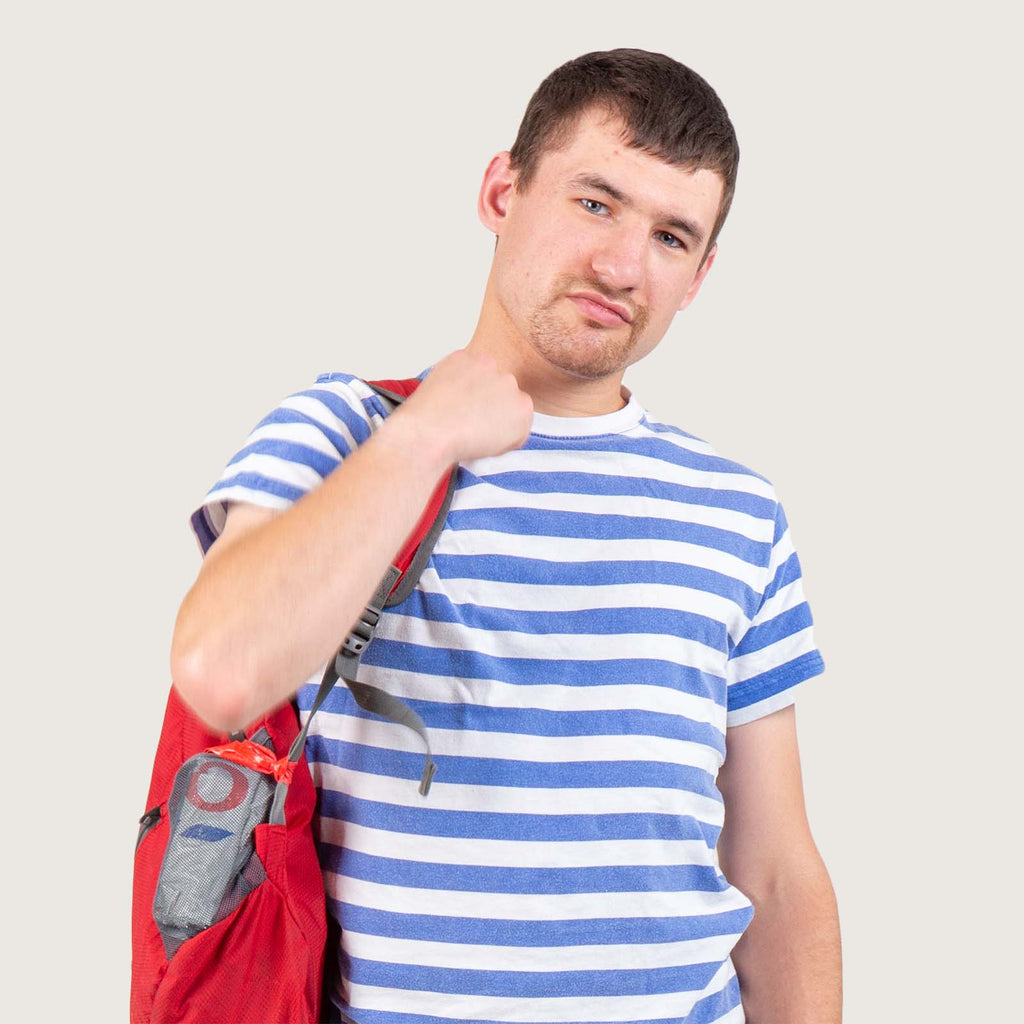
left=580, top=200, right=686, bottom=251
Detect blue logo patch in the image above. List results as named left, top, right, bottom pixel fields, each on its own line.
left=181, top=824, right=233, bottom=842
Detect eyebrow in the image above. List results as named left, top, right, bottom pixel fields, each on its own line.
left=566, top=172, right=707, bottom=246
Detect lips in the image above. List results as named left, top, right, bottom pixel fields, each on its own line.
left=567, top=292, right=632, bottom=324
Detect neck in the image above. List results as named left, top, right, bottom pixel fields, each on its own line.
left=466, top=274, right=629, bottom=417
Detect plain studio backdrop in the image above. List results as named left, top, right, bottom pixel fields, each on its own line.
left=2, top=2, right=1019, bottom=1020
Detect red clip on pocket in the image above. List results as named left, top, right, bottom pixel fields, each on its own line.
left=205, top=738, right=298, bottom=785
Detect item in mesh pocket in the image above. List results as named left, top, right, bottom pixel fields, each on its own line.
left=152, top=727, right=276, bottom=957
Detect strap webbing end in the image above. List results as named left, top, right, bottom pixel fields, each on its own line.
left=419, top=759, right=437, bottom=797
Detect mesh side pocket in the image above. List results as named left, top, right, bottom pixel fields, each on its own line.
left=153, top=728, right=276, bottom=958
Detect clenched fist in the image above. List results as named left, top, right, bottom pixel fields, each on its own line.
left=389, top=349, right=534, bottom=466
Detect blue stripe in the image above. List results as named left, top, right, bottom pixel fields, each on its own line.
left=727, top=650, right=826, bottom=712
left=247, top=406, right=357, bottom=459
left=290, top=386, right=374, bottom=444
left=314, top=371, right=393, bottom=423
left=445, top=507, right=769, bottom=565
left=358, top=640, right=728, bottom=706
left=688, top=974, right=743, bottom=1024
left=762, top=550, right=803, bottom=603
left=772, top=501, right=788, bottom=544
left=427, top=554, right=761, bottom=617
left=207, top=472, right=305, bottom=503
left=332, top=900, right=753, bottom=947
left=306, top=735, right=719, bottom=798
left=304, top=690, right=727, bottom=754
left=316, top=792, right=722, bottom=847
left=323, top=846, right=726, bottom=895
left=644, top=419, right=708, bottom=444
left=345, top=955, right=721, bottom=998
left=226, top=438, right=340, bottom=477
left=329, top=1002, right=739, bottom=1024
left=736, top=601, right=814, bottom=657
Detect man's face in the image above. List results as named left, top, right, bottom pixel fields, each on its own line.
left=489, top=106, right=725, bottom=382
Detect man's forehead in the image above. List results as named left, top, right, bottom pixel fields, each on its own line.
left=549, top=105, right=636, bottom=162
left=542, top=108, right=720, bottom=191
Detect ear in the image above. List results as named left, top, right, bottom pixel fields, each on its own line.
left=677, top=243, right=717, bottom=313
left=478, top=151, right=517, bottom=235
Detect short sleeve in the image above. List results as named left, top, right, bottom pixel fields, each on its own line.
left=189, top=372, right=385, bottom=556
left=725, top=497, right=825, bottom=727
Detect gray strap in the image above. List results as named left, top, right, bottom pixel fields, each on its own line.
left=343, top=676, right=436, bottom=796
left=386, top=467, right=458, bottom=607
left=269, top=564, right=435, bottom=823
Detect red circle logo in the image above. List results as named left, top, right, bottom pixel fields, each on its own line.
left=186, top=761, right=249, bottom=812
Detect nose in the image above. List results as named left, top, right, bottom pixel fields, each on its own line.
left=589, top=225, right=646, bottom=293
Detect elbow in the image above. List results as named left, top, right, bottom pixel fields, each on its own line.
left=170, top=632, right=253, bottom=735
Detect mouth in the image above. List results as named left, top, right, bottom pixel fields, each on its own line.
left=566, top=292, right=632, bottom=326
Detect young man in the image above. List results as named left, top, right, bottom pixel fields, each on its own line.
left=174, top=49, right=841, bottom=1024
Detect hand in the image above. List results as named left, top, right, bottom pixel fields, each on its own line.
left=390, top=349, right=534, bottom=465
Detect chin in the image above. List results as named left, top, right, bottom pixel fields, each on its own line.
left=539, top=345, right=629, bottom=381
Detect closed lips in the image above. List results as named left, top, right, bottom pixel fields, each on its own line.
left=568, top=293, right=631, bottom=322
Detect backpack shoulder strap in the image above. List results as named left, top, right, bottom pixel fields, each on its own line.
left=364, top=377, right=458, bottom=605
left=275, top=376, right=455, bottom=812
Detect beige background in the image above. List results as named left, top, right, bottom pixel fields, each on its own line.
left=3, top=2, right=1019, bottom=1020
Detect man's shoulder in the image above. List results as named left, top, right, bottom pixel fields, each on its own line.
left=636, top=410, right=776, bottom=497
left=306, top=371, right=402, bottom=427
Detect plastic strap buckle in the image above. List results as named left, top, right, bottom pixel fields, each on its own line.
left=342, top=605, right=381, bottom=657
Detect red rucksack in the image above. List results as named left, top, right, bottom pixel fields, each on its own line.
left=131, top=377, right=456, bottom=1023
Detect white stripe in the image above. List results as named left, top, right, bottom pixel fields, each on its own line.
left=640, top=426, right=718, bottom=457
left=342, top=927, right=743, bottom=974
left=279, top=389, right=368, bottom=449
left=464, top=448, right=775, bottom=501
left=377, top=609, right=725, bottom=670
left=343, top=979, right=710, bottom=1022
left=310, top=711, right=723, bottom=773
left=322, top=820, right=717, bottom=869
left=329, top=663, right=726, bottom=725
left=767, top=526, right=795, bottom=571
left=316, top=763, right=725, bottom=823
left=328, top=872, right=751, bottom=922
left=727, top=688, right=798, bottom=728
left=215, top=450, right=329, bottom=490
left=242, top=419, right=347, bottom=456
left=751, top=575, right=810, bottom=625
left=433, top=528, right=766, bottom=590
left=714, top=1004, right=746, bottom=1024
left=414, top=567, right=745, bottom=625
left=726, top=575, right=812, bottom=655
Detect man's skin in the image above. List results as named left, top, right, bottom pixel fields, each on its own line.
left=171, top=103, right=842, bottom=1022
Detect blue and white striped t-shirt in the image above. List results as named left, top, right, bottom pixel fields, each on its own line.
left=191, top=368, right=826, bottom=1024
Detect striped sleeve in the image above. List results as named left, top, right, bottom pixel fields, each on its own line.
left=189, top=373, right=380, bottom=555
left=725, top=497, right=825, bottom=726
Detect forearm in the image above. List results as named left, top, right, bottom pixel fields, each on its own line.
left=171, top=409, right=454, bottom=731
left=730, top=856, right=842, bottom=1023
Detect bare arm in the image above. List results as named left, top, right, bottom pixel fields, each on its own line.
left=170, top=350, right=533, bottom=732
left=716, top=703, right=843, bottom=1023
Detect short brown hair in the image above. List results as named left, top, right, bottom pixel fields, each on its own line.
left=508, top=49, right=739, bottom=258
